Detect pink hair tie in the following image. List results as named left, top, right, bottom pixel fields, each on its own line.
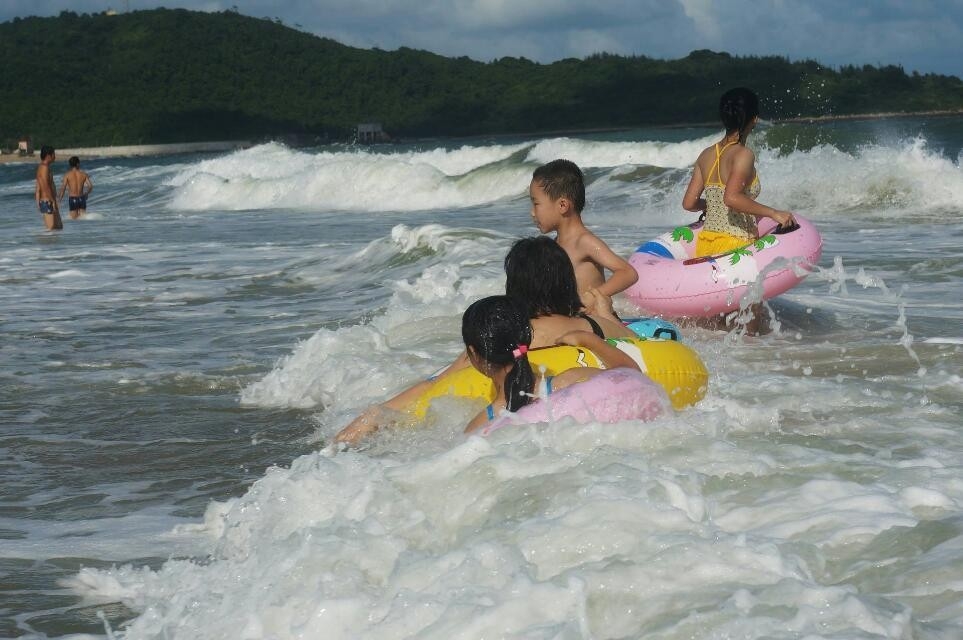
left=512, top=344, right=529, bottom=359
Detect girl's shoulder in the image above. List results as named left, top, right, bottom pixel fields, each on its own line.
left=694, top=144, right=721, bottom=173
left=723, top=142, right=755, bottom=162
left=696, top=145, right=716, bottom=164
left=530, top=314, right=583, bottom=342
left=724, top=145, right=756, bottom=175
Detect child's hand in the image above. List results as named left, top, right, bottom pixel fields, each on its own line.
left=579, top=288, right=597, bottom=313
left=334, top=420, right=376, bottom=447
left=582, top=288, right=618, bottom=320
left=771, top=209, right=796, bottom=228
left=593, top=289, right=616, bottom=316
left=334, top=405, right=386, bottom=446
left=580, top=288, right=611, bottom=315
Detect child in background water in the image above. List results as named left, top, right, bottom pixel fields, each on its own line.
left=529, top=159, right=638, bottom=316
left=461, top=295, right=641, bottom=433
left=59, top=156, right=93, bottom=219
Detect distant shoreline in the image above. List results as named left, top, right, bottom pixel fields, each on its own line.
left=775, top=108, right=963, bottom=124
left=0, top=140, right=252, bottom=165
left=659, top=108, right=963, bottom=130
left=444, top=109, right=963, bottom=139
left=3, top=108, right=961, bottom=164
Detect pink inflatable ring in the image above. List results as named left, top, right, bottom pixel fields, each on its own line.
left=481, top=368, right=669, bottom=435
left=624, top=215, right=823, bottom=318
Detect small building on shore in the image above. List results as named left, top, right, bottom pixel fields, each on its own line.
left=18, top=137, right=32, bottom=156
left=356, top=123, right=390, bottom=143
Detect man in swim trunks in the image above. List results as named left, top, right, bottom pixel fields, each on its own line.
left=35, top=145, right=63, bottom=230
left=59, top=155, right=93, bottom=219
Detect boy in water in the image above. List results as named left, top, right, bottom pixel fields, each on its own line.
left=35, top=145, right=63, bottom=230
left=59, top=156, right=93, bottom=219
left=529, top=159, right=638, bottom=314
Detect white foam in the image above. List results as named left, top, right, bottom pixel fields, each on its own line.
left=527, top=133, right=717, bottom=169
left=758, top=136, right=963, bottom=215
left=240, top=223, right=505, bottom=409
left=0, top=508, right=205, bottom=562
left=168, top=142, right=533, bottom=212
left=71, top=409, right=962, bottom=639
left=48, top=269, right=88, bottom=279
left=160, top=133, right=963, bottom=217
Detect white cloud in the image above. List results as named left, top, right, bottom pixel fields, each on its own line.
left=676, top=0, right=721, bottom=45
left=448, top=0, right=576, bottom=30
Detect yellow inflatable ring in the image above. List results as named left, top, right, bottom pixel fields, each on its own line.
left=409, top=336, right=708, bottom=416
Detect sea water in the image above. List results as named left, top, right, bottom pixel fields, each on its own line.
left=1, top=117, right=961, bottom=639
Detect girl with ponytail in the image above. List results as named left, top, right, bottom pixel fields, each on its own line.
left=682, top=87, right=797, bottom=259
left=462, top=295, right=640, bottom=433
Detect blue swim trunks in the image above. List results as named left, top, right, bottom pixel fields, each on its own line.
left=68, top=195, right=87, bottom=211
left=38, top=200, right=54, bottom=214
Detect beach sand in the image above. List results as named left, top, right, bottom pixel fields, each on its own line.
left=0, top=153, right=35, bottom=165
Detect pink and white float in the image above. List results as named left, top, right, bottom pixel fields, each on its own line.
left=624, top=215, right=823, bottom=318
left=481, top=368, right=669, bottom=435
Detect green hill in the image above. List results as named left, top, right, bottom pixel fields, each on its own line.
left=2, top=8, right=962, bottom=147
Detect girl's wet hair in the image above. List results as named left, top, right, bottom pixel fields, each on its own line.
left=504, top=236, right=582, bottom=318
left=462, top=295, right=536, bottom=412
left=719, top=87, right=759, bottom=143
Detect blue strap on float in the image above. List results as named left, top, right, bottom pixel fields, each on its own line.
left=624, top=317, right=681, bottom=341
left=636, top=241, right=675, bottom=258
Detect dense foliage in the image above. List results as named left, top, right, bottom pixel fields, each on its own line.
left=2, top=9, right=962, bottom=147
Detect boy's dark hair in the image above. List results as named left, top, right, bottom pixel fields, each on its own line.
left=462, top=295, right=536, bottom=412
left=504, top=236, right=583, bottom=319
left=532, top=159, right=586, bottom=213
left=40, top=145, right=55, bottom=160
left=69, top=156, right=80, bottom=168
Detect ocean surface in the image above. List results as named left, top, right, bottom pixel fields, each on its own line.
left=1, top=116, right=961, bottom=639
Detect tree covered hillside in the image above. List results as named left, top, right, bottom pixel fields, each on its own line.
left=2, top=8, right=962, bottom=147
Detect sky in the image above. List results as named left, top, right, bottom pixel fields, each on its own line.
left=2, top=0, right=962, bottom=78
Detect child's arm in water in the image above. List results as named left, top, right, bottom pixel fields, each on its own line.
left=464, top=405, right=493, bottom=434
left=334, top=350, right=472, bottom=446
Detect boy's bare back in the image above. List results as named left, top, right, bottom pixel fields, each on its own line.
left=556, top=224, right=606, bottom=292
left=62, top=168, right=91, bottom=197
